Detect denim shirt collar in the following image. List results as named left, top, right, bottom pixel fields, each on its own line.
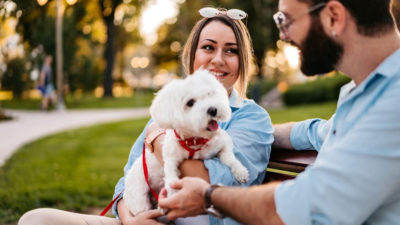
left=229, top=89, right=243, bottom=109
left=374, top=48, right=400, bottom=78
left=339, top=48, right=400, bottom=103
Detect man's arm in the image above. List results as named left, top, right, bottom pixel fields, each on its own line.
left=158, top=177, right=285, bottom=225
left=213, top=182, right=285, bottom=225
left=274, top=118, right=333, bottom=152
left=272, top=122, right=295, bottom=149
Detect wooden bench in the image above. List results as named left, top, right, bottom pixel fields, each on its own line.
left=264, top=148, right=318, bottom=182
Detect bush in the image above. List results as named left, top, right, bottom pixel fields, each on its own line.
left=247, top=77, right=278, bottom=102
left=283, top=73, right=351, bottom=106
left=1, top=58, right=30, bottom=99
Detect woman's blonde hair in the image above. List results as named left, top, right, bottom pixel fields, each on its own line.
left=181, top=14, right=255, bottom=98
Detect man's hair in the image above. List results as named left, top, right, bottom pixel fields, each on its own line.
left=300, top=0, right=395, bottom=36
left=181, top=14, right=255, bottom=98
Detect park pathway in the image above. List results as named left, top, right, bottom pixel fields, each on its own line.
left=0, top=108, right=150, bottom=166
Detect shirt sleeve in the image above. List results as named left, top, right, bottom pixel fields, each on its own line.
left=275, top=82, right=400, bottom=225
left=290, top=116, right=334, bottom=151
left=205, top=103, right=274, bottom=186
left=112, top=121, right=151, bottom=218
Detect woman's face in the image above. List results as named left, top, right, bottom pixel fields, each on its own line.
left=193, top=21, right=239, bottom=95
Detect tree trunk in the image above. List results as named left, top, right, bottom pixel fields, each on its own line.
left=103, top=15, right=115, bottom=98
left=99, top=0, right=119, bottom=98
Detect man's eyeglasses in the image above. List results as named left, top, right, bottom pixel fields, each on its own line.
left=199, top=7, right=247, bottom=20
left=273, top=2, right=326, bottom=41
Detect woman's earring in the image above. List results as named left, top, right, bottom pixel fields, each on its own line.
left=332, top=31, right=337, bottom=38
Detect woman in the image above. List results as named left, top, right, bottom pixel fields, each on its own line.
left=114, top=8, right=273, bottom=225
left=18, top=7, right=273, bottom=225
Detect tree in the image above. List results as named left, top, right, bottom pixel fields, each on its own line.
left=3, top=0, right=144, bottom=98
left=98, top=0, right=120, bottom=97
left=10, top=0, right=86, bottom=97
left=151, top=0, right=210, bottom=76
left=2, top=57, right=28, bottom=98
left=99, top=0, right=144, bottom=98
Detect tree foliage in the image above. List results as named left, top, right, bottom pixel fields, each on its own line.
left=2, top=57, right=28, bottom=98
left=2, top=0, right=144, bottom=97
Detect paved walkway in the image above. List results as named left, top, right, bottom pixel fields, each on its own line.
left=0, top=108, right=150, bottom=166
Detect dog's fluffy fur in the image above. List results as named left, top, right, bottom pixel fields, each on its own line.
left=123, top=70, right=249, bottom=215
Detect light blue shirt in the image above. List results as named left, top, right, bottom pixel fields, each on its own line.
left=275, top=48, right=400, bottom=225
left=113, top=89, right=274, bottom=225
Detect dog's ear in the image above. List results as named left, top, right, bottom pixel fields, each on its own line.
left=150, top=80, right=181, bottom=129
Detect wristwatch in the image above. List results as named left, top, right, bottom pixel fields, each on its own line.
left=144, top=128, right=165, bottom=152
left=204, top=183, right=225, bottom=218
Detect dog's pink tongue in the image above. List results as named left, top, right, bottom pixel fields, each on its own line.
left=207, top=120, right=219, bottom=131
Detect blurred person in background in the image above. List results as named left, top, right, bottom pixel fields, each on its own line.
left=38, top=55, right=56, bottom=111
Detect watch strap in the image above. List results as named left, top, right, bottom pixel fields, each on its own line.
left=204, top=184, right=225, bottom=218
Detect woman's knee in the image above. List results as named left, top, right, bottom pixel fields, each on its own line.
left=18, top=208, right=58, bottom=225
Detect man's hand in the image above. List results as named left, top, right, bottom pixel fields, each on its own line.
left=158, top=177, right=209, bottom=221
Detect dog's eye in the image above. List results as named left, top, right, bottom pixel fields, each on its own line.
left=186, top=99, right=196, bottom=107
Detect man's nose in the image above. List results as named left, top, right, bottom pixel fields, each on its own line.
left=279, top=29, right=290, bottom=42
left=279, top=31, right=286, bottom=40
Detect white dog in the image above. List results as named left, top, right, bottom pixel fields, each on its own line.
left=123, top=69, right=249, bottom=215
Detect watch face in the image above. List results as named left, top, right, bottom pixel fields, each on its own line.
left=206, top=206, right=225, bottom=218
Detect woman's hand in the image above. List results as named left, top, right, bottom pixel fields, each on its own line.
left=117, top=199, right=164, bottom=225
left=121, top=210, right=165, bottom=225
left=158, top=177, right=209, bottom=221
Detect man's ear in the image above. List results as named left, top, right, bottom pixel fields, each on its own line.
left=321, top=1, right=347, bottom=37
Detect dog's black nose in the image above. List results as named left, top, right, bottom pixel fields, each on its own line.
left=207, top=107, right=217, bottom=117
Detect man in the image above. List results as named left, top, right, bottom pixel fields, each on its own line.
left=158, top=0, right=400, bottom=224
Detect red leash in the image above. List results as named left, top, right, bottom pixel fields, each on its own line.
left=100, top=143, right=159, bottom=216
left=143, top=143, right=159, bottom=200
left=142, top=131, right=209, bottom=200
left=100, top=191, right=122, bottom=216
left=100, top=131, right=209, bottom=216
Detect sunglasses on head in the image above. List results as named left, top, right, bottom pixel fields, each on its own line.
left=199, top=7, right=247, bottom=20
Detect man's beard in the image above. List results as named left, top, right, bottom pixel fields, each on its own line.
left=292, top=16, right=344, bottom=76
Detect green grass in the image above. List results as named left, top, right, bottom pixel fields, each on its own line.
left=268, top=101, right=337, bottom=123
left=0, top=101, right=337, bottom=224
left=66, top=92, right=154, bottom=109
left=0, top=117, right=149, bottom=224
left=0, top=92, right=154, bottom=110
